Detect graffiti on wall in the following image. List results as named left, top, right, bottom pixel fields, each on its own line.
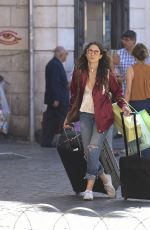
left=0, top=30, right=22, bottom=45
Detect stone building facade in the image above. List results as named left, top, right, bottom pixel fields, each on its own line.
left=0, top=0, right=149, bottom=140
left=0, top=0, right=74, bottom=140
left=130, top=0, right=150, bottom=48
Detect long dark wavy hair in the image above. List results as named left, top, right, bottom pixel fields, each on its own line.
left=74, top=41, right=111, bottom=89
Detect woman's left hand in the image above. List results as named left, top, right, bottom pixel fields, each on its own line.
left=122, top=106, right=131, bottom=116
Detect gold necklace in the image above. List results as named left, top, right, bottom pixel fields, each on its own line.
left=90, top=68, right=94, bottom=73
left=89, top=68, right=97, bottom=73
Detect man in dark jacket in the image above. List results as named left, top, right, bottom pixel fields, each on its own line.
left=41, top=46, right=69, bottom=147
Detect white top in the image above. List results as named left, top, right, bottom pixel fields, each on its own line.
left=80, top=84, right=94, bottom=114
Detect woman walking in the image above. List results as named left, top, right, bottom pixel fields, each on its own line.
left=64, top=41, right=130, bottom=200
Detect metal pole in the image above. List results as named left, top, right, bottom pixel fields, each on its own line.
left=28, top=0, right=35, bottom=142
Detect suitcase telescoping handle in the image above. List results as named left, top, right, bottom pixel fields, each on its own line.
left=120, top=112, right=141, bottom=158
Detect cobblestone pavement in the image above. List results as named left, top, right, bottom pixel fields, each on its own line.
left=0, top=137, right=150, bottom=230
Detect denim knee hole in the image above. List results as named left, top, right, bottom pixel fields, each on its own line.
left=87, top=144, right=99, bottom=151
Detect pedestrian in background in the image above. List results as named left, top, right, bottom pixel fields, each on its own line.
left=125, top=43, right=150, bottom=114
left=41, top=46, right=69, bottom=147
left=64, top=41, right=130, bottom=200
left=113, top=30, right=137, bottom=94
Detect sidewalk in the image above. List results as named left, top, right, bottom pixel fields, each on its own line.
left=0, top=137, right=150, bottom=230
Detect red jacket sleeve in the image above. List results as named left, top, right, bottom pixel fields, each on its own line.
left=69, top=69, right=80, bottom=107
left=109, top=71, right=127, bottom=108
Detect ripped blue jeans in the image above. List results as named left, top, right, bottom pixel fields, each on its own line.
left=80, top=112, right=109, bottom=180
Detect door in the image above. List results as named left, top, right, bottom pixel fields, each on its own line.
left=74, top=0, right=129, bottom=58
left=84, top=1, right=111, bottom=49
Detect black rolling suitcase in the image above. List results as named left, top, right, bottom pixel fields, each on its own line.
left=57, top=128, right=120, bottom=194
left=119, top=112, right=150, bottom=200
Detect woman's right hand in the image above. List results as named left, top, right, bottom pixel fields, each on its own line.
left=122, top=105, right=131, bottom=116
left=63, top=118, right=72, bottom=129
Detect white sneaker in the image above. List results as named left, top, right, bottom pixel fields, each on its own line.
left=104, top=174, right=116, bottom=198
left=83, top=190, right=93, bottom=200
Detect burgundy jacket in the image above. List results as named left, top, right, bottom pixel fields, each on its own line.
left=70, top=70, right=126, bottom=133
